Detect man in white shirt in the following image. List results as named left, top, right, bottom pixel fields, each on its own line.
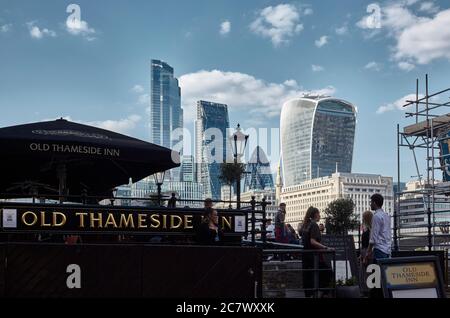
left=365, top=193, right=391, bottom=264
left=265, top=219, right=275, bottom=241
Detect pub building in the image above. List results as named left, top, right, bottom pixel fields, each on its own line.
left=0, top=119, right=260, bottom=297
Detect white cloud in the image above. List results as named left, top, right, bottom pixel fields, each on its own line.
left=131, top=85, right=144, bottom=93
left=137, top=94, right=150, bottom=105
left=87, top=115, right=142, bottom=134
left=357, top=2, right=450, bottom=68
left=66, top=15, right=96, bottom=40
left=395, top=9, right=450, bottom=65
left=250, top=4, right=304, bottom=47
left=419, top=2, right=439, bottom=14
left=335, top=25, right=348, bottom=35
left=0, top=23, right=12, bottom=33
left=220, top=20, right=231, bottom=35
left=178, top=69, right=336, bottom=123
left=397, top=61, right=415, bottom=71
left=303, top=8, right=313, bottom=16
left=315, top=35, right=328, bottom=47
left=377, top=93, right=424, bottom=114
left=364, top=61, right=382, bottom=71
left=43, top=115, right=142, bottom=135
left=27, top=22, right=56, bottom=39
left=311, top=64, right=324, bottom=72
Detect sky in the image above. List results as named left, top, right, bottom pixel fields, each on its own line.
left=1, top=0, right=450, bottom=183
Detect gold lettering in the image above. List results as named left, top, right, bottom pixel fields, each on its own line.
left=138, top=214, right=147, bottom=228
left=119, top=214, right=135, bottom=228
left=150, top=214, right=160, bottom=228
left=162, top=214, right=167, bottom=229
left=76, top=212, right=88, bottom=227
left=221, top=216, right=232, bottom=230
left=52, top=212, right=67, bottom=227
left=41, top=211, right=51, bottom=227
left=184, top=215, right=193, bottom=229
left=105, top=213, right=118, bottom=228
left=90, top=213, right=103, bottom=228
left=170, top=215, right=183, bottom=229
left=22, top=211, right=38, bottom=226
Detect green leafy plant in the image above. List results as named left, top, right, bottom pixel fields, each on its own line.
left=324, top=198, right=359, bottom=235
left=336, top=276, right=357, bottom=286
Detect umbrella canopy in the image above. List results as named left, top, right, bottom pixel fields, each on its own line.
left=0, top=119, right=180, bottom=199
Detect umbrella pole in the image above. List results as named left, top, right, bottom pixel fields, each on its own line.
left=57, top=164, right=67, bottom=203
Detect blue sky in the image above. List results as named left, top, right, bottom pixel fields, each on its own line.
left=1, top=0, right=450, bottom=182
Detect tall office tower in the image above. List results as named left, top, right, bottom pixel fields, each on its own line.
left=244, top=146, right=274, bottom=192
left=180, top=155, right=195, bottom=182
left=195, top=101, right=230, bottom=200
left=149, top=59, right=182, bottom=150
left=280, top=96, right=357, bottom=187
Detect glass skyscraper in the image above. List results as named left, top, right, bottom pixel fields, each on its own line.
left=280, top=96, right=357, bottom=187
left=244, top=146, right=274, bottom=192
left=195, top=101, right=230, bottom=200
left=149, top=59, right=182, bottom=150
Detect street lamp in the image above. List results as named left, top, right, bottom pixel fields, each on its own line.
left=153, top=171, right=165, bottom=206
left=230, top=124, right=249, bottom=210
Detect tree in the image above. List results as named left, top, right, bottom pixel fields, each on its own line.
left=324, top=198, right=359, bottom=235
left=219, top=163, right=246, bottom=202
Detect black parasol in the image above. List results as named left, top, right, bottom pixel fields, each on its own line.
left=0, top=118, right=180, bottom=200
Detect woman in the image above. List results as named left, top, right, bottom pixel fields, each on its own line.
left=300, top=206, right=332, bottom=297
left=196, top=208, right=223, bottom=245
left=360, top=210, right=373, bottom=294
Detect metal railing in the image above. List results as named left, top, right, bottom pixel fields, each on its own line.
left=262, top=247, right=336, bottom=298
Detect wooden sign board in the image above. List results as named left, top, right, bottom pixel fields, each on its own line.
left=378, top=256, right=447, bottom=298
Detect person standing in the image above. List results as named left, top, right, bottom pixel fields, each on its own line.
left=265, top=219, right=275, bottom=241
left=365, top=194, right=391, bottom=298
left=275, top=203, right=288, bottom=243
left=365, top=194, right=391, bottom=264
left=360, top=210, right=373, bottom=295
left=300, top=207, right=333, bottom=298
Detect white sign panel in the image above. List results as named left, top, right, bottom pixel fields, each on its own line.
left=2, top=209, right=17, bottom=228
left=234, top=216, right=245, bottom=233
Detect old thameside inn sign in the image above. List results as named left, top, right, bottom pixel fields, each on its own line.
left=0, top=203, right=247, bottom=236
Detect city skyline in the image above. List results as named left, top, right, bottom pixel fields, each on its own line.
left=2, top=0, right=450, bottom=182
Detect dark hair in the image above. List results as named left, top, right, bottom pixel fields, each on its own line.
left=203, top=207, right=213, bottom=218
left=301, top=206, right=320, bottom=231
left=371, top=193, right=384, bottom=208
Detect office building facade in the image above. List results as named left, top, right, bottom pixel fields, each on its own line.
left=195, top=100, right=230, bottom=200
left=281, top=172, right=394, bottom=231
left=280, top=96, right=357, bottom=187
left=149, top=59, right=183, bottom=150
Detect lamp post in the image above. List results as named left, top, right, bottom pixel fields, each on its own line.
left=153, top=171, right=165, bottom=206
left=230, top=124, right=249, bottom=210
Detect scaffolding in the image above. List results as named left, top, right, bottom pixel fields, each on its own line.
left=396, top=74, right=450, bottom=251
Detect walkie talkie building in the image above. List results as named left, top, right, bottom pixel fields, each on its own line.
left=280, top=96, right=357, bottom=187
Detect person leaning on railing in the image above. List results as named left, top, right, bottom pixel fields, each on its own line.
left=300, top=206, right=334, bottom=298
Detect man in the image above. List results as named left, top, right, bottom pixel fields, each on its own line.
left=265, top=219, right=275, bottom=241
left=275, top=203, right=287, bottom=243
left=365, top=193, right=391, bottom=264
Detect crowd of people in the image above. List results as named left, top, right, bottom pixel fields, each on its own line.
left=265, top=193, right=391, bottom=298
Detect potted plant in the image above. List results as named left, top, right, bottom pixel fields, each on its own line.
left=324, top=198, right=361, bottom=298
left=336, top=277, right=361, bottom=298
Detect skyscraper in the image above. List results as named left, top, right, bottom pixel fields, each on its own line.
left=280, top=96, right=357, bottom=187
left=244, top=146, right=274, bottom=192
left=180, top=155, right=195, bottom=182
left=195, top=101, right=230, bottom=200
left=149, top=59, right=182, bottom=150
